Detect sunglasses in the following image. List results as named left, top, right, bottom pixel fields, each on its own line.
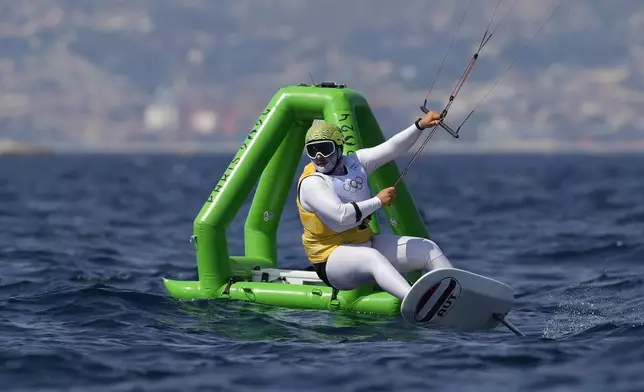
left=305, top=140, right=336, bottom=159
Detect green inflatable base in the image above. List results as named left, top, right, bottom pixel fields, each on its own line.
left=163, top=265, right=400, bottom=316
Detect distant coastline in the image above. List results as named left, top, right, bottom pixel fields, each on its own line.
left=6, top=140, right=642, bottom=156
left=0, top=140, right=53, bottom=156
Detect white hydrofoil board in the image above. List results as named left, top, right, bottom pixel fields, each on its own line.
left=400, top=268, right=514, bottom=332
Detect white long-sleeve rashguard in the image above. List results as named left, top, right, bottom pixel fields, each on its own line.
left=299, top=123, right=423, bottom=232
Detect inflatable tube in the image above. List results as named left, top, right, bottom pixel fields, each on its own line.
left=162, top=82, right=431, bottom=316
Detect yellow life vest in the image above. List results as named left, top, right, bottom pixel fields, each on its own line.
left=296, top=162, right=373, bottom=263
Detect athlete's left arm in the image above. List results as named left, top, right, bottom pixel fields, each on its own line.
left=354, top=123, right=423, bottom=175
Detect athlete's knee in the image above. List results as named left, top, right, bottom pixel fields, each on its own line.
left=420, top=239, right=453, bottom=269
left=421, top=238, right=444, bottom=258
left=403, top=237, right=444, bottom=260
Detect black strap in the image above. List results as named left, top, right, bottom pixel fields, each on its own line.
left=222, top=277, right=236, bottom=295
left=331, top=287, right=339, bottom=302
left=358, top=213, right=372, bottom=230
left=350, top=201, right=362, bottom=222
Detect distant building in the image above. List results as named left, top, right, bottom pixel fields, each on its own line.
left=190, top=109, right=218, bottom=134
left=143, top=86, right=179, bottom=140
left=179, top=97, right=220, bottom=138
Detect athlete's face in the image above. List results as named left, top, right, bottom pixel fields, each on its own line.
left=306, top=140, right=339, bottom=172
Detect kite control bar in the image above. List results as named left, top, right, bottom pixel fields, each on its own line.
left=394, top=0, right=566, bottom=187
left=420, top=104, right=474, bottom=139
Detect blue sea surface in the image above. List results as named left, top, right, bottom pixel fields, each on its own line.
left=1, top=153, right=643, bottom=392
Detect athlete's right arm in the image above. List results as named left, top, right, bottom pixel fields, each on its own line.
left=354, top=123, right=423, bottom=175
left=299, top=176, right=382, bottom=232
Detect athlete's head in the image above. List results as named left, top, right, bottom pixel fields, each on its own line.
left=304, top=121, right=344, bottom=173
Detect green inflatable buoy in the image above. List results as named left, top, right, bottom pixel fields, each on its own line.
left=163, top=82, right=430, bottom=316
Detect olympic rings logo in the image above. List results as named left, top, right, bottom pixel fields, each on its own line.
left=343, top=176, right=364, bottom=192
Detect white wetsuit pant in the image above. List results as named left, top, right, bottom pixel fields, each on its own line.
left=324, top=234, right=453, bottom=300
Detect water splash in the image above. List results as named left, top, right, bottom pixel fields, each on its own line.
left=542, top=270, right=644, bottom=339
